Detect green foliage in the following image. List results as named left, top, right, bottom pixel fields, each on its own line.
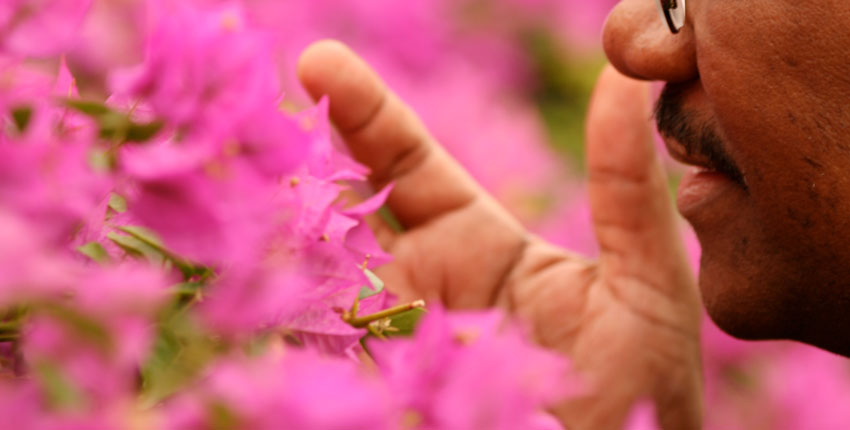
left=65, top=98, right=163, bottom=143
left=32, top=361, right=88, bottom=411
left=140, top=309, right=222, bottom=406
left=77, top=242, right=112, bottom=265
left=108, top=231, right=168, bottom=266
left=39, top=302, right=113, bottom=353
left=384, top=307, right=427, bottom=337
left=523, top=30, right=605, bottom=170
left=87, top=148, right=115, bottom=172
left=358, top=268, right=386, bottom=300
left=378, top=206, right=404, bottom=233
left=66, top=99, right=111, bottom=116
left=0, top=320, right=19, bottom=342
left=111, top=226, right=206, bottom=279
left=108, top=193, right=127, bottom=214
left=207, top=401, right=240, bottom=430
left=11, top=105, right=32, bottom=133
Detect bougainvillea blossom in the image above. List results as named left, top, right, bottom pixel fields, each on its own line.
left=369, top=307, right=573, bottom=430
left=0, top=0, right=93, bottom=57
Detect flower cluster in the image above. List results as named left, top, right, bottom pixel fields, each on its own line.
left=0, top=1, right=574, bottom=428
left=4, top=1, right=847, bottom=429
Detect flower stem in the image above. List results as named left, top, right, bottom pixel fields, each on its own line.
left=344, top=300, right=425, bottom=328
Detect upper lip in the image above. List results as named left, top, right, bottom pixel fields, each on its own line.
left=661, top=135, right=717, bottom=171
left=661, top=134, right=748, bottom=189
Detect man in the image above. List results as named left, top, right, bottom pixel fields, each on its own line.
left=296, top=0, right=850, bottom=428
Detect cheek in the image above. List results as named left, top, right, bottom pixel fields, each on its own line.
left=696, top=0, right=850, bottom=232
left=691, top=0, right=850, bottom=337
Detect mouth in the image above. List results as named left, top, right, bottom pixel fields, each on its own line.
left=654, top=82, right=750, bottom=222
left=661, top=134, right=747, bottom=218
left=654, top=81, right=747, bottom=188
left=662, top=135, right=747, bottom=188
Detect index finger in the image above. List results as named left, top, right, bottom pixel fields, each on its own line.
left=586, top=65, right=694, bottom=296
left=297, top=40, right=482, bottom=228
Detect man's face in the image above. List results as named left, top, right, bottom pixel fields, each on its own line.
left=603, top=0, right=850, bottom=354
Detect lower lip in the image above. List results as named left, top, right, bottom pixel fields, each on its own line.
left=676, top=168, right=739, bottom=217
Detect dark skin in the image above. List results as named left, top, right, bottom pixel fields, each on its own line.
left=298, top=43, right=701, bottom=430
left=605, top=0, right=850, bottom=355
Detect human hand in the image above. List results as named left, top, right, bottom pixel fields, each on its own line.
left=297, top=41, right=702, bottom=430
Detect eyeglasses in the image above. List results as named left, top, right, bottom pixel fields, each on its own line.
left=658, top=0, right=687, bottom=34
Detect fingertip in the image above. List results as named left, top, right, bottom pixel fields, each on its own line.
left=296, top=39, right=353, bottom=100
left=589, top=64, right=651, bottom=131
left=586, top=64, right=655, bottom=171
left=296, top=39, right=386, bottom=133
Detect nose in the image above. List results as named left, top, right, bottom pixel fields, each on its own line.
left=602, top=0, right=698, bottom=82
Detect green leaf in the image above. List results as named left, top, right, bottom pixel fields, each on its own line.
left=88, top=148, right=114, bottom=172
left=125, top=120, right=164, bottom=142
left=65, top=99, right=111, bottom=116
left=0, top=320, right=19, bottom=335
left=97, top=113, right=163, bottom=143
left=386, top=307, right=427, bottom=336
left=242, top=332, right=274, bottom=357
left=378, top=206, right=404, bottom=233
left=118, top=225, right=166, bottom=249
left=97, top=111, right=132, bottom=140
left=108, top=193, right=127, bottom=213
left=117, top=226, right=201, bottom=278
left=140, top=311, right=220, bottom=406
left=11, top=105, right=32, bottom=132
left=107, top=231, right=167, bottom=266
left=65, top=98, right=163, bottom=143
left=358, top=268, right=385, bottom=300
left=109, top=227, right=205, bottom=280
left=32, top=361, right=87, bottom=411
left=34, top=302, right=113, bottom=352
left=208, top=401, right=240, bottom=430
left=359, top=307, right=427, bottom=353
left=173, top=281, right=206, bottom=306
left=76, top=241, right=112, bottom=264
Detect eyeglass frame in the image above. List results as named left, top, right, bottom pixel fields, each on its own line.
left=659, top=0, right=686, bottom=34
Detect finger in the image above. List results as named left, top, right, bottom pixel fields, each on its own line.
left=297, top=40, right=483, bottom=229
left=586, top=65, right=692, bottom=293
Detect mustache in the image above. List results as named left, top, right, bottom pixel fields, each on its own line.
left=654, top=83, right=746, bottom=187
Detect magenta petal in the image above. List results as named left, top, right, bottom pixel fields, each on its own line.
left=342, top=184, right=394, bottom=217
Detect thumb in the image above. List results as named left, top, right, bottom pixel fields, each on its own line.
left=586, top=65, right=690, bottom=294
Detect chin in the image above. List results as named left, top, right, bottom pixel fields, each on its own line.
left=693, top=229, right=799, bottom=343
left=695, top=227, right=850, bottom=356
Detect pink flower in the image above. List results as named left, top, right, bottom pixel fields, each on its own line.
left=554, top=0, right=620, bottom=49
left=0, top=58, right=54, bottom=113
left=3, top=263, right=171, bottom=429
left=0, top=210, right=79, bottom=305
left=200, top=265, right=312, bottom=335
left=765, top=345, right=850, bottom=430
left=0, top=135, right=108, bottom=244
left=111, top=2, right=279, bottom=138
left=0, top=0, right=92, bottom=58
left=285, top=286, right=390, bottom=356
left=20, top=263, right=170, bottom=395
left=121, top=154, right=277, bottom=265
left=624, top=400, right=660, bottom=430
left=163, top=351, right=396, bottom=430
left=369, top=307, right=573, bottom=430
left=66, top=0, right=148, bottom=90
left=297, top=98, right=369, bottom=181
left=0, top=60, right=106, bottom=245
